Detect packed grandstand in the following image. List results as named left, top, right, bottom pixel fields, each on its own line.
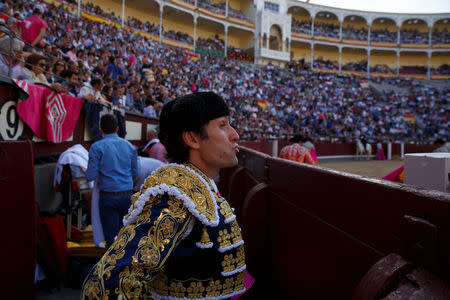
left=0, top=0, right=448, bottom=144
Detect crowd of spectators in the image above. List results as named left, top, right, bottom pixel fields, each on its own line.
left=0, top=0, right=448, bottom=144
left=163, top=29, right=193, bottom=44
left=227, top=46, right=254, bottom=62
left=370, top=64, right=395, bottom=74
left=432, top=28, right=450, bottom=44
left=227, top=5, right=252, bottom=23
left=342, top=26, right=368, bottom=41
left=379, top=79, right=448, bottom=141
left=342, top=61, right=367, bottom=72
left=179, top=0, right=196, bottom=5
left=400, top=29, right=428, bottom=44
left=196, top=36, right=224, bottom=53
left=287, top=59, right=310, bottom=71
left=83, top=2, right=121, bottom=24
left=313, top=59, right=338, bottom=70
left=290, top=20, right=450, bottom=47
left=314, top=22, right=340, bottom=38
left=431, top=64, right=450, bottom=75
left=399, top=66, right=427, bottom=75
left=370, top=29, right=397, bottom=43
left=196, top=0, right=252, bottom=23
left=291, top=19, right=311, bottom=35
left=197, top=0, right=226, bottom=15
left=126, top=16, right=160, bottom=36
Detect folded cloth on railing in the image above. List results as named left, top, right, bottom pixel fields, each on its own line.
left=14, top=79, right=82, bottom=143
left=53, top=144, right=92, bottom=189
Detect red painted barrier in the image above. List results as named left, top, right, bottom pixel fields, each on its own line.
left=0, top=141, right=37, bottom=299
left=219, top=146, right=450, bottom=299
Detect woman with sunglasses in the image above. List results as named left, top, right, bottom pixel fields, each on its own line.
left=48, top=59, right=66, bottom=84
left=24, top=53, right=66, bottom=92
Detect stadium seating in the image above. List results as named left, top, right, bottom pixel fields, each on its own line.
left=0, top=0, right=447, bottom=144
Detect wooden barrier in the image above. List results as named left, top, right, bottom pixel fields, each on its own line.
left=0, top=141, right=37, bottom=299
left=219, top=146, right=450, bottom=299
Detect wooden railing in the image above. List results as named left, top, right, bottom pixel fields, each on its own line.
left=219, top=146, right=450, bottom=299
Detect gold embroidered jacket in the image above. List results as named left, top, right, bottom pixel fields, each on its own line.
left=81, top=163, right=246, bottom=300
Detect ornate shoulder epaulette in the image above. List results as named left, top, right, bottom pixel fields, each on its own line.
left=123, top=164, right=219, bottom=227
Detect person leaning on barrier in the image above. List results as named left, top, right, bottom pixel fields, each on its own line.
left=81, top=92, right=251, bottom=300
left=79, top=77, right=107, bottom=104
left=279, top=134, right=317, bottom=165
left=303, top=136, right=319, bottom=165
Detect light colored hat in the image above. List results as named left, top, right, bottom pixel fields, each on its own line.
left=0, top=36, right=25, bottom=52
left=34, top=4, right=44, bottom=14
left=13, top=11, right=24, bottom=20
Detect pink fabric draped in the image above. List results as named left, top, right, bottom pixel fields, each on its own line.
left=15, top=80, right=82, bottom=143
left=382, top=166, right=404, bottom=182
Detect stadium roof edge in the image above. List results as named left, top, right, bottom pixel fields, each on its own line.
left=288, top=1, right=450, bottom=17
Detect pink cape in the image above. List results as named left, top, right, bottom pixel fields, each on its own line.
left=377, top=148, right=386, bottom=161
left=382, top=166, right=404, bottom=182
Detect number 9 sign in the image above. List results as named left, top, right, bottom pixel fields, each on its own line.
left=0, top=100, right=24, bottom=141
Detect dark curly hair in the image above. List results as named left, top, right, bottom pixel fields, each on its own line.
left=100, top=114, right=118, bottom=134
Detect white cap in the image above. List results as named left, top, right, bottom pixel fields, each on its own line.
left=34, top=4, right=44, bottom=14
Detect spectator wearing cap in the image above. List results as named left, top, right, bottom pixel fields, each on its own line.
left=18, top=4, right=48, bottom=48
left=279, top=134, right=317, bottom=165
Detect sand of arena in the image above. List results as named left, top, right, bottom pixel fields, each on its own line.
left=319, top=158, right=404, bottom=179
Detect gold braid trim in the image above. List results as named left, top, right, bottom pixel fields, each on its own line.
left=126, top=164, right=219, bottom=226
